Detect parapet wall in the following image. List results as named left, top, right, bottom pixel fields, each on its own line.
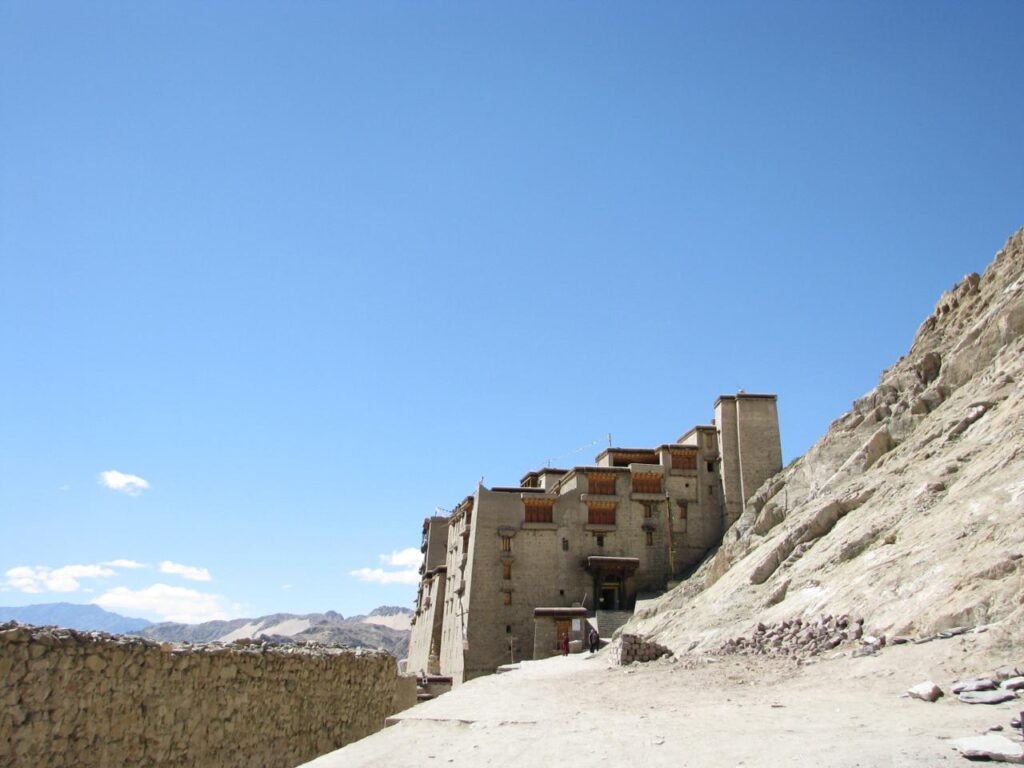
left=1, top=622, right=412, bottom=768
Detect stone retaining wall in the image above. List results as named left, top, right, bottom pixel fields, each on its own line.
left=614, top=633, right=673, bottom=664
left=1, top=622, right=409, bottom=768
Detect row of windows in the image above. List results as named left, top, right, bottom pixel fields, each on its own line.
left=522, top=499, right=692, bottom=526
left=499, top=527, right=658, bottom=558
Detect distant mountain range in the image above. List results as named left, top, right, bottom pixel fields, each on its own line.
left=0, top=602, right=152, bottom=634
left=141, top=608, right=412, bottom=656
left=0, top=603, right=413, bottom=656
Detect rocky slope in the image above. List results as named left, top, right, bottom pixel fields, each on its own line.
left=628, top=228, right=1024, bottom=656
left=0, top=603, right=152, bottom=634
left=141, top=608, right=412, bottom=657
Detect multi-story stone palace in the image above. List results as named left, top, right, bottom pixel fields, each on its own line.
left=406, top=393, right=782, bottom=685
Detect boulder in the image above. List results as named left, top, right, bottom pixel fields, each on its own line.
left=952, top=677, right=998, bottom=693
left=950, top=734, right=1024, bottom=763
left=907, top=681, right=943, bottom=702
left=957, top=690, right=1018, bottom=705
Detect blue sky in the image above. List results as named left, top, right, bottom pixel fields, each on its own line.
left=1, top=2, right=1021, bottom=623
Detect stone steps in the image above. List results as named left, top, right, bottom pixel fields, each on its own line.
left=595, top=610, right=633, bottom=638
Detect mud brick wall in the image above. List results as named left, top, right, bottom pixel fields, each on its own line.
left=1, top=622, right=405, bottom=768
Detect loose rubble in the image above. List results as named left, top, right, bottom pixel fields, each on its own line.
left=715, top=614, right=874, bottom=659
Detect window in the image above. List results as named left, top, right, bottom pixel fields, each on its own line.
left=525, top=499, right=554, bottom=523
left=645, top=530, right=654, bottom=546
left=643, top=502, right=654, bottom=519
left=502, top=561, right=512, bottom=580
left=559, top=589, right=565, bottom=596
left=632, top=472, right=662, bottom=494
left=587, top=501, right=617, bottom=525
left=506, top=624, right=512, bottom=633
left=671, top=449, right=697, bottom=470
left=707, top=461, right=715, bottom=473
left=709, top=485, right=715, bottom=498
left=596, top=535, right=605, bottom=547
left=500, top=535, right=512, bottom=552
left=503, top=591, right=512, bottom=606
left=587, top=472, right=617, bottom=495
left=561, top=538, right=569, bottom=551
left=677, top=500, right=688, bottom=519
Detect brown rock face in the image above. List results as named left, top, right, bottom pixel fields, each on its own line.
left=628, top=228, right=1024, bottom=655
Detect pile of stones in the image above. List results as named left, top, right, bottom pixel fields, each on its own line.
left=909, top=666, right=1024, bottom=705
left=615, top=633, right=673, bottom=665
left=715, top=614, right=879, bottom=659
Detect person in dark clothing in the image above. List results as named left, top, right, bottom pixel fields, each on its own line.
left=560, top=634, right=569, bottom=656
left=588, top=628, right=600, bottom=653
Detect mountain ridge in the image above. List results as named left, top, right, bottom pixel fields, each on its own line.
left=0, top=602, right=152, bottom=634
left=0, top=602, right=412, bottom=656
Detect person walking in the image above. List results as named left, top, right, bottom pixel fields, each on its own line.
left=588, top=628, right=600, bottom=653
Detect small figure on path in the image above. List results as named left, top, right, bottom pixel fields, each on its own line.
left=560, top=634, right=569, bottom=656
left=588, top=628, right=599, bottom=653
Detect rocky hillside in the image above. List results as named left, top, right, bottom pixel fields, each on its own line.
left=629, top=228, right=1024, bottom=655
left=0, top=603, right=151, bottom=635
left=141, top=608, right=412, bottom=657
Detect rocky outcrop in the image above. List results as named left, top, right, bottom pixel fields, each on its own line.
left=0, top=622, right=414, bottom=768
left=628, top=228, right=1024, bottom=655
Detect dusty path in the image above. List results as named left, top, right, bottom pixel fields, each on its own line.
left=302, top=633, right=1022, bottom=767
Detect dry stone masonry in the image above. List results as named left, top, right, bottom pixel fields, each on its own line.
left=614, top=633, right=673, bottom=665
left=0, top=621, right=413, bottom=768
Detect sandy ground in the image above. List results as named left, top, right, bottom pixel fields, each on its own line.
left=301, top=631, right=1023, bottom=768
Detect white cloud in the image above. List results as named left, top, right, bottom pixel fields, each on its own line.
left=103, top=559, right=147, bottom=569
left=350, top=567, right=421, bottom=585
left=380, top=548, right=423, bottom=568
left=351, top=546, right=423, bottom=585
left=93, top=584, right=228, bottom=623
left=158, top=561, right=212, bottom=582
left=4, top=564, right=116, bottom=593
left=351, top=546, right=422, bottom=584
left=98, top=470, right=150, bottom=496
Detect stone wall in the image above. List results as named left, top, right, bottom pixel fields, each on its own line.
left=1, top=622, right=412, bottom=768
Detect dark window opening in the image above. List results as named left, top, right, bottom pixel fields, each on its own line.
left=645, top=530, right=654, bottom=546
left=587, top=502, right=617, bottom=525
left=525, top=499, right=554, bottom=523
left=596, top=535, right=605, bottom=547
left=707, top=461, right=715, bottom=472
left=561, top=538, right=569, bottom=551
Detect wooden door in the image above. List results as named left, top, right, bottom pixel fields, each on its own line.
left=554, top=620, right=570, bottom=649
